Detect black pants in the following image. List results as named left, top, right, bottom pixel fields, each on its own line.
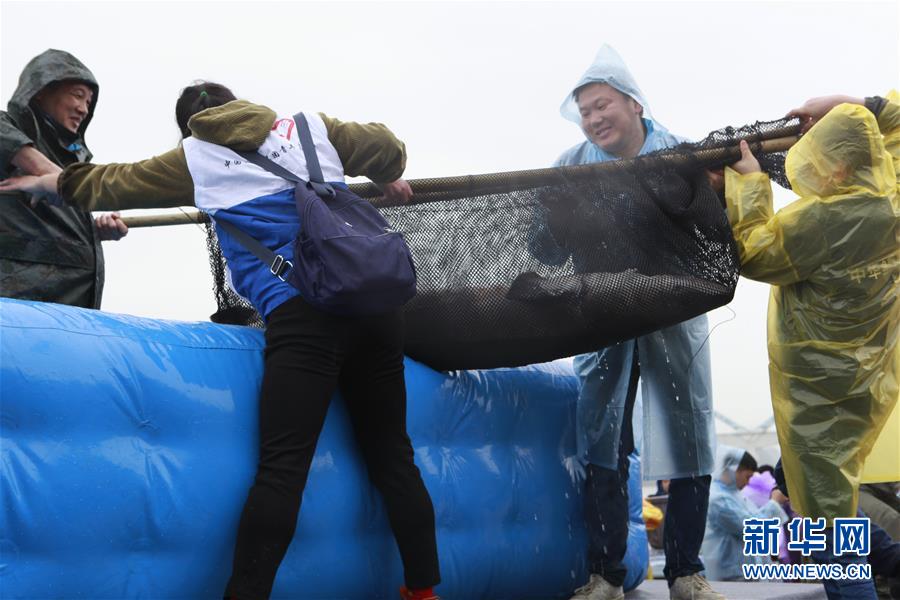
left=225, top=296, right=440, bottom=599
left=585, top=345, right=709, bottom=587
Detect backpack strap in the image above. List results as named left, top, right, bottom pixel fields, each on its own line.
left=233, top=112, right=335, bottom=199
left=233, top=149, right=303, bottom=184
left=218, top=111, right=338, bottom=290
left=295, top=112, right=336, bottom=199
left=214, top=218, right=296, bottom=284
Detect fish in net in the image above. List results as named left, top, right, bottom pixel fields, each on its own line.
left=204, top=117, right=799, bottom=370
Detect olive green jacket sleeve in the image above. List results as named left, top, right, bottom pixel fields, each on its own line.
left=58, top=110, right=407, bottom=211
left=59, top=147, right=195, bottom=212
left=724, top=168, right=826, bottom=286
left=319, top=113, right=407, bottom=184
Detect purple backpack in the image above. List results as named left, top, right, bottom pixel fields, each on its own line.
left=219, top=112, right=416, bottom=315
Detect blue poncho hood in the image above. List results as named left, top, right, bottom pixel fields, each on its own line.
left=557, top=44, right=683, bottom=164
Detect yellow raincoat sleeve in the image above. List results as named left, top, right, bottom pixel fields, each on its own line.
left=723, top=169, right=826, bottom=285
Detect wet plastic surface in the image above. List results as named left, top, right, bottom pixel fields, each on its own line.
left=0, top=298, right=648, bottom=598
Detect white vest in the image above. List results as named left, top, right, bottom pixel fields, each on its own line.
left=183, top=111, right=345, bottom=214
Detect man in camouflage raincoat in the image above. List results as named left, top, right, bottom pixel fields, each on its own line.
left=1, top=48, right=126, bottom=308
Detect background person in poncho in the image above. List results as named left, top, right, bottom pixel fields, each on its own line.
left=700, top=446, right=787, bottom=582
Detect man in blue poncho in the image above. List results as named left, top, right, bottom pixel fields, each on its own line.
left=535, top=46, right=724, bottom=600
left=701, top=447, right=787, bottom=582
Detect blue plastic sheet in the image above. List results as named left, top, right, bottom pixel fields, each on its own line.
left=0, top=299, right=647, bottom=598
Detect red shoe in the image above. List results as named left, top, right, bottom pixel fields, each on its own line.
left=399, top=585, right=439, bottom=600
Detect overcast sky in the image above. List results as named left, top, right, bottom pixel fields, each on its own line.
left=2, top=0, right=898, bottom=432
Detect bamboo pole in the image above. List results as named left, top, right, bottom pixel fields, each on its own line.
left=120, top=210, right=209, bottom=228
left=120, top=132, right=800, bottom=229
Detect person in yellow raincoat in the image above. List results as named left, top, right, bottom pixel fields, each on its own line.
left=724, top=92, right=899, bottom=527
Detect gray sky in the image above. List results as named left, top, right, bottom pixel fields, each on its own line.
left=2, top=0, right=898, bottom=432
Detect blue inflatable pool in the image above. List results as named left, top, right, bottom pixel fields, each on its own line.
left=0, top=299, right=647, bottom=598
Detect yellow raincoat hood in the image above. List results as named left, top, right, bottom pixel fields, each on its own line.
left=786, top=104, right=894, bottom=199
left=725, top=96, right=900, bottom=521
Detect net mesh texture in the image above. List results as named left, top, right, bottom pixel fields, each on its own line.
left=205, top=117, right=799, bottom=370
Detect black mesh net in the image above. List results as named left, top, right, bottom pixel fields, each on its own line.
left=205, top=222, right=265, bottom=329
left=205, top=117, right=799, bottom=370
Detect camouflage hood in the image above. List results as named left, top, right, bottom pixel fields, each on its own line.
left=7, top=49, right=99, bottom=145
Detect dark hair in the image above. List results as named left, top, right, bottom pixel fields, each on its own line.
left=757, top=464, right=775, bottom=475
left=773, top=459, right=788, bottom=497
left=738, top=451, right=758, bottom=473
left=175, top=81, right=236, bottom=139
